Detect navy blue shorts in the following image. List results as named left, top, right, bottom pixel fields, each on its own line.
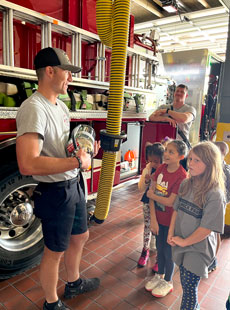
left=33, top=177, right=87, bottom=252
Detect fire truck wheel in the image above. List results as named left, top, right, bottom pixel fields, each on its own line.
left=0, top=170, right=44, bottom=279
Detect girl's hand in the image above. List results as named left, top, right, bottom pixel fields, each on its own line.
left=147, top=189, right=154, bottom=199
left=145, top=174, right=151, bottom=183
left=167, top=232, right=176, bottom=246
left=171, top=236, right=187, bottom=247
left=150, top=172, right=155, bottom=181
left=151, top=220, right=159, bottom=235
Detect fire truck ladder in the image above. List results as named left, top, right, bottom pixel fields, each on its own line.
left=0, top=0, right=159, bottom=89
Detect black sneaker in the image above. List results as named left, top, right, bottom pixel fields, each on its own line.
left=43, top=300, right=69, bottom=310
left=64, top=278, right=100, bottom=299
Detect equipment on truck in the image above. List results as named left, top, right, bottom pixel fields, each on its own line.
left=66, top=124, right=96, bottom=158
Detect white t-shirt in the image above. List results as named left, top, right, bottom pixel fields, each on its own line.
left=16, top=91, right=78, bottom=182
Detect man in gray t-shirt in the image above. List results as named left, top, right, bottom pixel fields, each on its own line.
left=149, top=84, right=196, bottom=142
left=16, top=47, right=100, bottom=310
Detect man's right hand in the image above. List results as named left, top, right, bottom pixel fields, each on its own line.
left=76, top=148, right=91, bottom=170
left=166, top=117, right=177, bottom=127
left=154, top=108, right=167, bottom=116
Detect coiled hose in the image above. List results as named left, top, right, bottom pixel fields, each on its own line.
left=93, top=0, right=130, bottom=222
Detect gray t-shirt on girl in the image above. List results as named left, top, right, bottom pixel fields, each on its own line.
left=172, top=180, right=225, bottom=278
left=16, top=91, right=78, bottom=182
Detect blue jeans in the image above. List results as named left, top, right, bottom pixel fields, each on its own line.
left=156, top=224, right=175, bottom=281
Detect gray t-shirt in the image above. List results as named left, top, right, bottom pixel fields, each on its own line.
left=223, top=162, right=230, bottom=203
left=157, top=103, right=196, bottom=140
left=172, top=180, right=225, bottom=278
left=16, top=91, right=78, bottom=182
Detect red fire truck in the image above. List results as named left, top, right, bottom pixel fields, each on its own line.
left=0, top=0, right=176, bottom=279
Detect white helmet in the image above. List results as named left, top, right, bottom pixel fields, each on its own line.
left=66, top=124, right=95, bottom=157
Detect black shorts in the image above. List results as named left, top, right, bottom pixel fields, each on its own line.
left=33, top=177, right=87, bottom=252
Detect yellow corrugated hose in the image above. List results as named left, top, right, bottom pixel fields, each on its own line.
left=94, top=0, right=130, bottom=221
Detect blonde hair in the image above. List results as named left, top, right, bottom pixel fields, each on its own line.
left=214, top=141, right=229, bottom=157
left=180, top=141, right=225, bottom=208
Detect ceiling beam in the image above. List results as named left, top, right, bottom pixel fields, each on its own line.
left=218, top=0, right=230, bottom=11
left=132, top=0, right=164, bottom=17
left=151, top=0, right=164, bottom=7
left=135, top=6, right=227, bottom=30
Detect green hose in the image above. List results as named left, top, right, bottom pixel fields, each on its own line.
left=94, top=0, right=130, bottom=221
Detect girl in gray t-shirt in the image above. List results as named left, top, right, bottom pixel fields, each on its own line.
left=168, top=141, right=226, bottom=310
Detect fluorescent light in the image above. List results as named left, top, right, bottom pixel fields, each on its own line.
left=213, top=33, right=228, bottom=39
left=152, top=7, right=227, bottom=26
left=134, top=22, right=154, bottom=31
left=187, top=37, right=209, bottom=42
left=202, top=22, right=228, bottom=28
left=159, top=42, right=174, bottom=46
left=205, top=27, right=228, bottom=34
left=163, top=5, right=177, bottom=12
left=169, top=69, right=200, bottom=76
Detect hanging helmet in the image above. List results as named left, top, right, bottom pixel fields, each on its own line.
left=66, top=124, right=95, bottom=157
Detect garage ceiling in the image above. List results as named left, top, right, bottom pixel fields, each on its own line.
left=131, top=0, right=230, bottom=60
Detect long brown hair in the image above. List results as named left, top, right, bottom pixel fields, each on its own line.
left=180, top=141, right=225, bottom=208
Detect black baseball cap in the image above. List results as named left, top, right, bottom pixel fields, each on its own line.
left=34, top=47, right=81, bottom=73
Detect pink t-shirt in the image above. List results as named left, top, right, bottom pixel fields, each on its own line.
left=153, top=163, right=187, bottom=226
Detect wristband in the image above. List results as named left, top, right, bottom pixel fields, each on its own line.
left=166, top=108, right=170, bottom=114
left=75, top=156, right=82, bottom=169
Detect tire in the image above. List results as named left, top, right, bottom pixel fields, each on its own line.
left=0, top=167, right=44, bottom=279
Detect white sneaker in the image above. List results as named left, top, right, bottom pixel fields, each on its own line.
left=145, top=274, right=161, bottom=292
left=151, top=279, right=173, bottom=297
left=149, top=235, right=156, bottom=251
